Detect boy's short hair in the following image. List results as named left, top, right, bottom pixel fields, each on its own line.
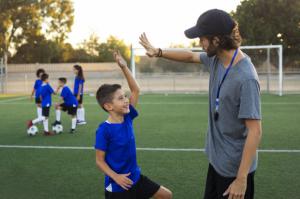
left=96, top=84, right=122, bottom=112
left=36, top=68, right=45, bottom=78
left=58, top=77, right=67, bottom=84
left=41, top=73, right=49, bottom=82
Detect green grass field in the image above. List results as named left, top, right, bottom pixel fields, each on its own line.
left=0, top=94, right=300, bottom=199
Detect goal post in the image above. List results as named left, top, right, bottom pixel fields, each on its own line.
left=130, top=45, right=283, bottom=96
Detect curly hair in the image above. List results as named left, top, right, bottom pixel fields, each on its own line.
left=207, top=21, right=242, bottom=50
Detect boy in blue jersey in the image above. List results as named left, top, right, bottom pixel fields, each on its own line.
left=94, top=51, right=172, bottom=199
left=30, top=68, right=45, bottom=120
left=52, top=77, right=78, bottom=133
left=28, top=73, right=55, bottom=136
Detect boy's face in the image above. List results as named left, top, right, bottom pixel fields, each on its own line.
left=44, top=78, right=49, bottom=83
left=105, top=89, right=130, bottom=115
left=58, top=80, right=64, bottom=87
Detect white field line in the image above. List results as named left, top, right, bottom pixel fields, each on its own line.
left=0, top=145, right=299, bottom=153
left=0, top=96, right=29, bottom=103
left=0, top=102, right=299, bottom=105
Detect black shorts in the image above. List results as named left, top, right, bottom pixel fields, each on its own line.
left=42, top=107, right=50, bottom=117
left=204, top=164, right=255, bottom=199
left=35, top=98, right=41, bottom=104
left=60, top=103, right=77, bottom=116
left=105, top=174, right=160, bottom=199
left=74, top=94, right=83, bottom=104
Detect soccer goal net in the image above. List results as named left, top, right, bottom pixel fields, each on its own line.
left=131, top=45, right=284, bottom=96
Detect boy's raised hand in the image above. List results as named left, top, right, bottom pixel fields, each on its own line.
left=113, top=173, right=133, bottom=190
left=113, top=50, right=127, bottom=69
left=139, top=33, right=159, bottom=57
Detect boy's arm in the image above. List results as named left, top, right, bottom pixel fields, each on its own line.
left=139, top=33, right=201, bottom=63
left=96, top=150, right=133, bottom=190
left=30, top=88, right=35, bottom=100
left=113, top=50, right=140, bottom=107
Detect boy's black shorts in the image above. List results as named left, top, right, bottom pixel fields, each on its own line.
left=60, top=103, right=77, bottom=116
left=74, top=94, right=83, bottom=104
left=42, top=107, right=50, bottom=117
left=105, top=174, right=160, bottom=199
left=35, top=98, right=41, bottom=104
left=204, top=164, right=255, bottom=199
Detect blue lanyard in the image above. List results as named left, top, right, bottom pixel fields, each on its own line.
left=215, top=49, right=238, bottom=113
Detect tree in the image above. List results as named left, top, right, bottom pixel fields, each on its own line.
left=97, top=36, right=130, bottom=62
left=232, top=0, right=300, bottom=67
left=0, top=0, right=74, bottom=63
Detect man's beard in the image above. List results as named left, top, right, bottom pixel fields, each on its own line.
left=206, top=44, right=218, bottom=57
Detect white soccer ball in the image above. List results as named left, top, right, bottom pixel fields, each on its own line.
left=52, top=124, right=63, bottom=134
left=27, top=125, right=38, bottom=136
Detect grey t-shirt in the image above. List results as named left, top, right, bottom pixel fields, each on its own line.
left=200, top=52, right=261, bottom=177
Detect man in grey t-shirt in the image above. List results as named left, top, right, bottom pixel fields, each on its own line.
left=140, top=9, right=262, bottom=199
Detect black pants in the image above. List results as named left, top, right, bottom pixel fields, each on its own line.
left=204, top=164, right=255, bottom=199
left=105, top=175, right=160, bottom=199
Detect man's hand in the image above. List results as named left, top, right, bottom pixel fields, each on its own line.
left=113, top=50, right=127, bottom=69
left=223, top=177, right=247, bottom=199
left=112, top=173, right=133, bottom=190
left=139, top=33, right=159, bottom=57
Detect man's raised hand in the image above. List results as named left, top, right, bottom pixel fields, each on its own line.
left=139, top=33, right=159, bottom=57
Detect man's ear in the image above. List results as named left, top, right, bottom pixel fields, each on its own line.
left=104, top=103, right=113, bottom=112
left=212, top=36, right=220, bottom=47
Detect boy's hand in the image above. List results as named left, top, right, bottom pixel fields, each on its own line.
left=113, top=50, right=127, bottom=69
left=113, top=173, right=133, bottom=190
left=139, top=32, right=159, bottom=57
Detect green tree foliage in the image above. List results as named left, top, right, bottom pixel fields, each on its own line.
left=232, top=0, right=300, bottom=67
left=0, top=0, right=74, bottom=62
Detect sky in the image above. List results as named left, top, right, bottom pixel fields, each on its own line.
left=67, top=0, right=242, bottom=48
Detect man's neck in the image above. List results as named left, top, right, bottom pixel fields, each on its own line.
left=107, top=112, right=124, bottom=123
left=217, top=49, right=241, bottom=68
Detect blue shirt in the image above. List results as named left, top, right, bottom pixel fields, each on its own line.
left=40, top=83, right=54, bottom=107
left=94, top=105, right=141, bottom=192
left=61, top=86, right=78, bottom=107
left=73, top=77, right=84, bottom=95
left=33, top=79, right=43, bottom=98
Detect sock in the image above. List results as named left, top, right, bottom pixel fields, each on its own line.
left=32, top=116, right=45, bottom=124
left=81, top=108, right=85, bottom=121
left=37, top=107, right=42, bottom=119
left=77, top=108, right=82, bottom=121
left=43, top=118, right=49, bottom=132
left=71, top=118, right=77, bottom=129
left=56, top=110, right=61, bottom=122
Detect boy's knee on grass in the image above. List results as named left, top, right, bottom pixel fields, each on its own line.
left=154, top=186, right=173, bottom=199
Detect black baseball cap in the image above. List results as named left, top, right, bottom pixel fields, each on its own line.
left=184, top=9, right=235, bottom=39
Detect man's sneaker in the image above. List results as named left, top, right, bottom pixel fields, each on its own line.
left=27, top=120, right=33, bottom=129
left=77, top=120, right=87, bottom=125
left=44, top=131, right=55, bottom=136
left=69, top=129, right=75, bottom=134
left=52, top=121, right=61, bottom=127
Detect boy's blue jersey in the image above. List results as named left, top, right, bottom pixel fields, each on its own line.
left=94, top=105, right=141, bottom=193
left=33, top=79, right=43, bottom=98
left=73, top=77, right=84, bottom=95
left=40, top=83, right=54, bottom=107
left=61, top=86, right=78, bottom=107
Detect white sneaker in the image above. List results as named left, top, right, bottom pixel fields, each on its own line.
left=77, top=120, right=87, bottom=125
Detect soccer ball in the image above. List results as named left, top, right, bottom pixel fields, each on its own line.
left=27, top=125, right=38, bottom=136
left=52, top=124, right=63, bottom=134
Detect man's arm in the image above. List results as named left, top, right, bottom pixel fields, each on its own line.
left=139, top=33, right=201, bottom=63
left=96, top=150, right=133, bottom=190
left=224, top=119, right=262, bottom=199
left=113, top=50, right=140, bottom=107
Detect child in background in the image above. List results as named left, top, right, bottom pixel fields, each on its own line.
left=94, top=51, right=172, bottom=199
left=73, top=65, right=86, bottom=125
left=30, top=68, right=45, bottom=121
left=53, top=77, right=78, bottom=133
left=28, top=73, right=55, bottom=136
